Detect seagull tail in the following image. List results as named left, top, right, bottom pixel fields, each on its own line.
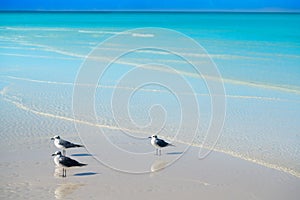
left=78, top=163, right=87, bottom=167
left=75, top=144, right=85, bottom=148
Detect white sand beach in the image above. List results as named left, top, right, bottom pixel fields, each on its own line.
left=1, top=97, right=299, bottom=199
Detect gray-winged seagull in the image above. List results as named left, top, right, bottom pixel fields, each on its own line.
left=149, top=135, right=174, bottom=156
left=52, top=151, right=87, bottom=177
left=51, top=135, right=84, bottom=155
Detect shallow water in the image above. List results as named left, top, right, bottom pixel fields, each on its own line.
left=0, top=12, right=300, bottom=177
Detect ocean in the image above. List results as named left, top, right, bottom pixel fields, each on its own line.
left=0, top=12, right=300, bottom=177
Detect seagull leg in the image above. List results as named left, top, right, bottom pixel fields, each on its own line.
left=155, top=149, right=158, bottom=155
left=62, top=149, right=66, bottom=156
left=62, top=168, right=66, bottom=178
left=159, top=149, right=161, bottom=156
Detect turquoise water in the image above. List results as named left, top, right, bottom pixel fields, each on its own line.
left=0, top=12, right=300, bottom=177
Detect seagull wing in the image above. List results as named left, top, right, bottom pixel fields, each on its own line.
left=59, top=156, right=86, bottom=167
left=156, top=138, right=170, bottom=148
left=59, top=139, right=82, bottom=148
left=59, top=139, right=73, bottom=147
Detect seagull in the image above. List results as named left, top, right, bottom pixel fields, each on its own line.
left=148, top=135, right=174, bottom=156
left=52, top=151, right=87, bottom=177
left=51, top=135, right=84, bottom=155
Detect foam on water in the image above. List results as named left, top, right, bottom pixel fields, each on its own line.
left=5, top=75, right=300, bottom=103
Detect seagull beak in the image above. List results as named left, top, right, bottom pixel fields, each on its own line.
left=51, top=153, right=56, bottom=156
left=51, top=137, right=54, bottom=140
left=148, top=136, right=152, bottom=138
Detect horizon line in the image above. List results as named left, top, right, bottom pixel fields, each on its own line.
left=0, top=9, right=300, bottom=13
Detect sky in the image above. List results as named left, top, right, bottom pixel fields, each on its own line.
left=0, top=0, right=300, bottom=11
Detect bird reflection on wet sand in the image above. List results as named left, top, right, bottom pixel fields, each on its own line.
left=150, top=159, right=169, bottom=172
left=54, top=182, right=84, bottom=199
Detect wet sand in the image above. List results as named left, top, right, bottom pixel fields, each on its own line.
left=1, top=97, right=299, bottom=200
